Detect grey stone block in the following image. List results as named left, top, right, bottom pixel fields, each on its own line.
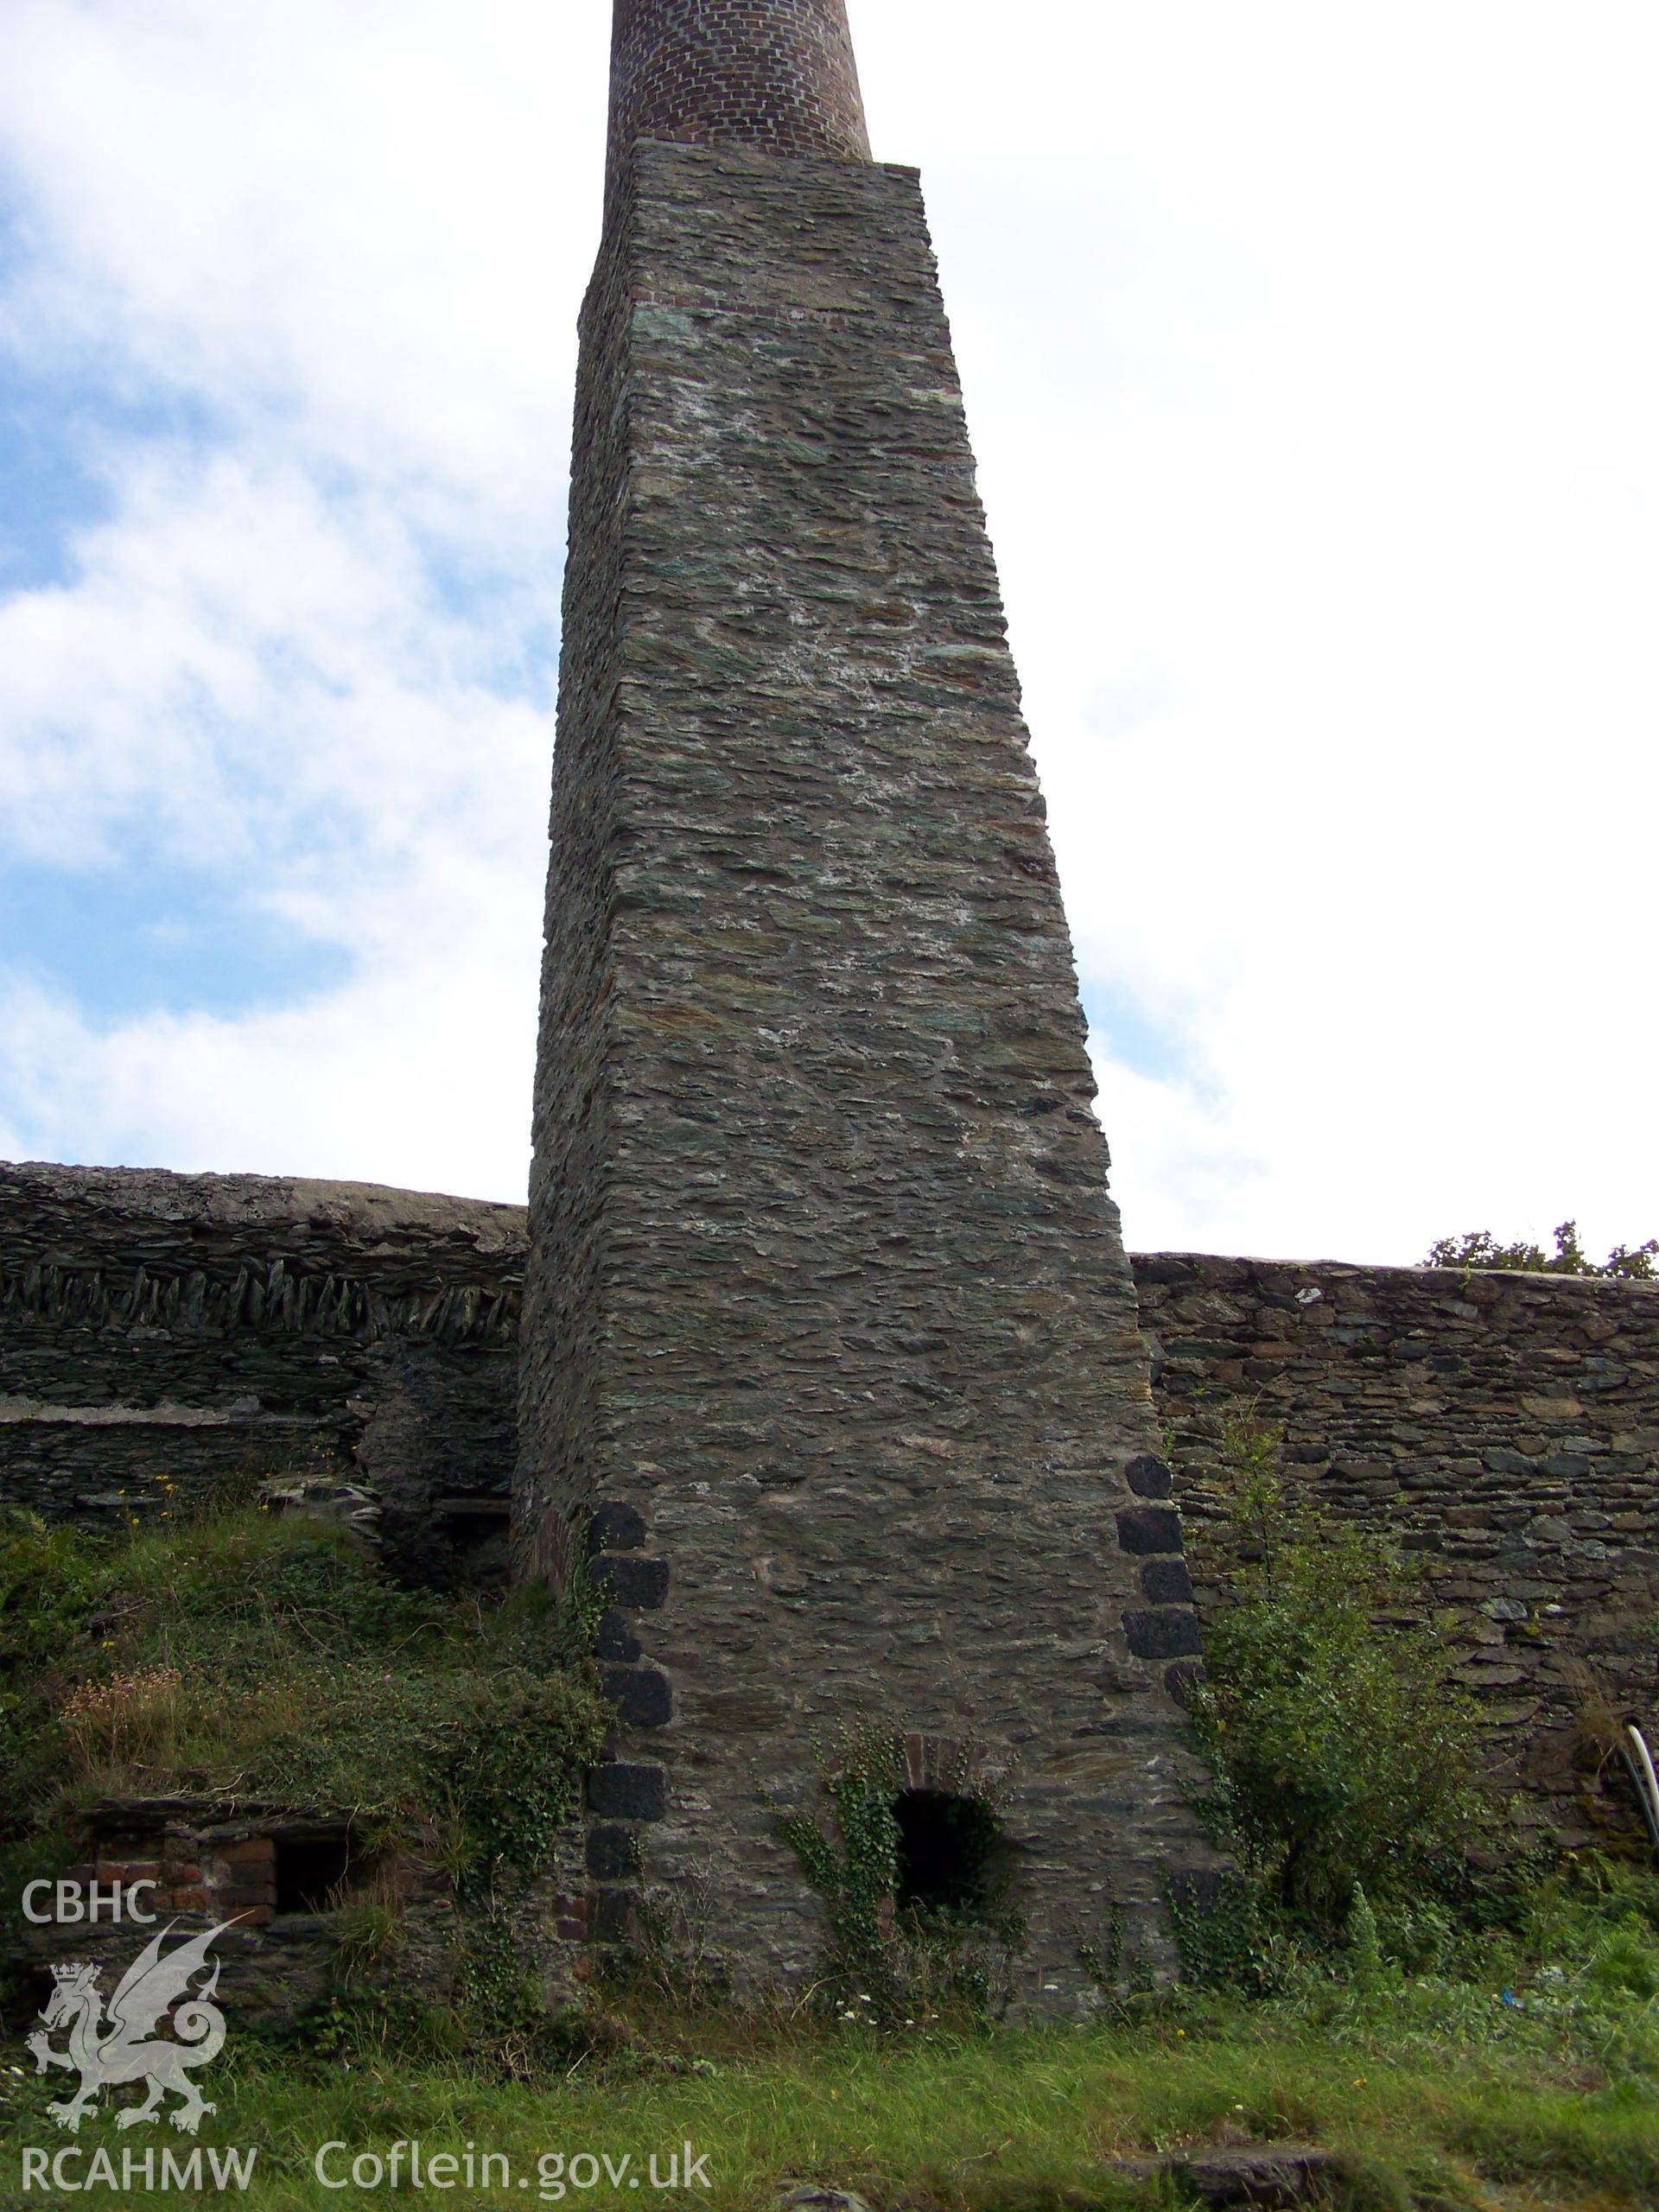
left=588, top=1500, right=648, bottom=1553
left=1123, top=1607, right=1204, bottom=1660
left=585, top=1824, right=640, bottom=1882
left=1140, top=1558, right=1193, bottom=1605
left=591, top=1554, right=670, bottom=1609
left=601, top=1664, right=672, bottom=1729
left=1125, top=1454, right=1173, bottom=1498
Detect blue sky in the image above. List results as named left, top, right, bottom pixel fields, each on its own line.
left=0, top=380, right=107, bottom=595
left=1, top=0, right=1656, bottom=1262
left=0, top=855, right=350, bottom=1020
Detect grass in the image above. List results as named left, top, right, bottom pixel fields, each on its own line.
left=4, top=1855, right=1656, bottom=2209
left=3, top=1986, right=1657, bottom=2211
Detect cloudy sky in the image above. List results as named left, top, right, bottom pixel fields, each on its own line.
left=1, top=0, right=1654, bottom=1265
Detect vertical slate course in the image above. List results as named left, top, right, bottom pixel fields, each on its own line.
left=513, top=181, right=639, bottom=1599
left=520, top=9, right=1218, bottom=2008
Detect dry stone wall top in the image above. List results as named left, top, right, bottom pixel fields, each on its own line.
left=0, top=1161, right=522, bottom=1585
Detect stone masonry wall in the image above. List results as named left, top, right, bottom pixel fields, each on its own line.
left=1141, top=1254, right=1659, bottom=1846
left=607, top=0, right=870, bottom=189
left=6, top=1163, right=1654, bottom=1851
left=0, top=1162, right=523, bottom=1586
left=518, top=137, right=1219, bottom=2010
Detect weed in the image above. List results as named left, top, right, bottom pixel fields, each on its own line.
left=0, top=1499, right=610, bottom=2054
left=331, top=1875, right=407, bottom=1976
left=777, top=1723, right=1024, bottom=2027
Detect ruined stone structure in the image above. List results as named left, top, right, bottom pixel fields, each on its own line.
left=515, top=0, right=1218, bottom=1999
left=0, top=1163, right=522, bottom=1588
left=9, top=1783, right=590, bottom=2029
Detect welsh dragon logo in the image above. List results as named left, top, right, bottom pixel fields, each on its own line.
left=26, top=1919, right=236, bottom=2134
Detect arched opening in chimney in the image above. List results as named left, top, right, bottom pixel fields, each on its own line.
left=893, top=1789, right=1002, bottom=1923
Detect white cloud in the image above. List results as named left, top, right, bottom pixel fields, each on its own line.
left=0, top=0, right=607, bottom=505
left=0, top=924, right=541, bottom=1196
left=2, top=0, right=1656, bottom=1256
left=0, top=445, right=550, bottom=906
left=0, top=442, right=550, bottom=1192
left=851, top=1, right=1659, bottom=1263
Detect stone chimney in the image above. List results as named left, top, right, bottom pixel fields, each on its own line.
left=607, top=0, right=871, bottom=187
left=520, top=0, right=1223, bottom=2010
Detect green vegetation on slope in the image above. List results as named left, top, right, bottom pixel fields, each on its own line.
left=1183, top=1410, right=1495, bottom=1967
left=3, top=1899, right=1659, bottom=2212
left=0, top=1492, right=609, bottom=1913
left=3, top=1465, right=1657, bottom=2209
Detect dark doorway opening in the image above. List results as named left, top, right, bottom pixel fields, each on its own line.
left=274, top=1830, right=357, bottom=1916
left=436, top=1496, right=512, bottom=1592
left=893, top=1789, right=1001, bottom=1921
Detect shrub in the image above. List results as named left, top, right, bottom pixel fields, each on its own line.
left=1426, top=1220, right=1656, bottom=1279
left=777, top=1726, right=1023, bottom=2025
left=1186, top=1414, right=1490, bottom=1938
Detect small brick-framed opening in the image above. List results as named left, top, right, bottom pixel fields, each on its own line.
left=893, top=1789, right=1001, bottom=1921
left=273, top=1829, right=358, bottom=1916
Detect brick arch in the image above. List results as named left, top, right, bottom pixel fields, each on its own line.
left=897, top=1734, right=992, bottom=1795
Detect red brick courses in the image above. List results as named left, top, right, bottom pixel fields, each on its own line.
left=607, top=0, right=870, bottom=186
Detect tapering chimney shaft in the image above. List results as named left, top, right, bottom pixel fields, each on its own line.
left=520, top=0, right=1222, bottom=2007
left=608, top=0, right=871, bottom=184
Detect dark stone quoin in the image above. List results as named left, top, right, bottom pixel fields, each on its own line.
left=514, top=0, right=1218, bottom=2003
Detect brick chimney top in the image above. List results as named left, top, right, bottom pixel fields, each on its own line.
left=608, top=0, right=872, bottom=185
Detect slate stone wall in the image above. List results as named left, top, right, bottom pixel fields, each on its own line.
left=518, top=137, right=1219, bottom=2009
left=607, top=0, right=870, bottom=189
left=0, top=1162, right=523, bottom=1586
left=1141, top=1254, right=1659, bottom=1845
left=5, top=1164, right=1655, bottom=1850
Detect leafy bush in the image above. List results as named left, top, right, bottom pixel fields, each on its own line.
left=1426, top=1219, right=1656, bottom=1279
left=1185, top=1416, right=1491, bottom=1939
left=778, top=1726, right=902, bottom=1994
